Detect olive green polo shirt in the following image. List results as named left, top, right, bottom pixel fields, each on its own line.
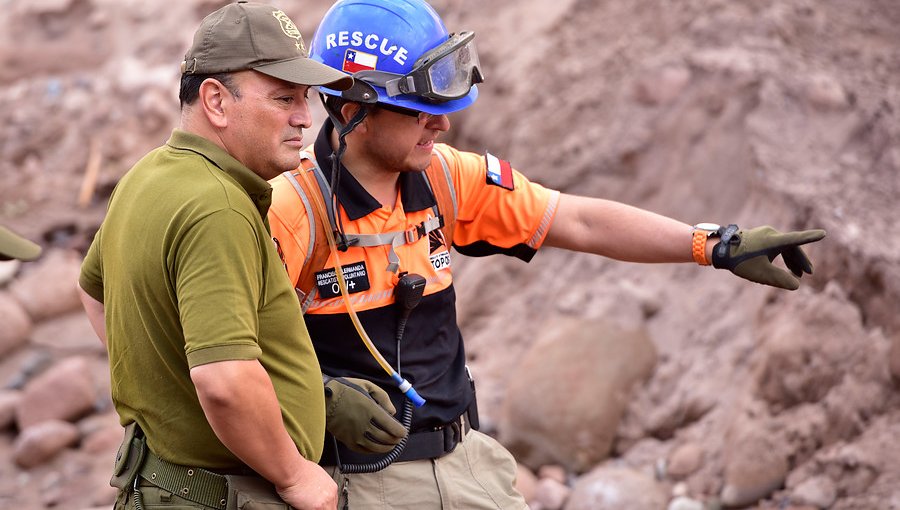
left=80, top=129, right=325, bottom=468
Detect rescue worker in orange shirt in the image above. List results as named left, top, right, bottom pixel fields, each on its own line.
left=267, top=0, right=826, bottom=508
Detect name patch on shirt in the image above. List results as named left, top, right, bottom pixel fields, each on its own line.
left=315, top=261, right=371, bottom=299
left=485, top=152, right=515, bottom=190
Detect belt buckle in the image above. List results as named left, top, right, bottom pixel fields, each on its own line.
left=404, top=226, right=419, bottom=244
left=443, top=418, right=461, bottom=453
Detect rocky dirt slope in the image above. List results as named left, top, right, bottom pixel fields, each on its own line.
left=1, top=0, right=897, bottom=509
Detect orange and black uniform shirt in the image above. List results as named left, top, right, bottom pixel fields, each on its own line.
left=268, top=120, right=560, bottom=431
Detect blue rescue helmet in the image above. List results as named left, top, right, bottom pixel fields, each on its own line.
left=310, top=0, right=483, bottom=115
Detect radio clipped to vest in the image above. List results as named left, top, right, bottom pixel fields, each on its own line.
left=285, top=152, right=440, bottom=407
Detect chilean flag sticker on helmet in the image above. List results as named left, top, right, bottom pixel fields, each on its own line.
left=343, top=49, right=377, bottom=73
left=485, top=153, right=515, bottom=190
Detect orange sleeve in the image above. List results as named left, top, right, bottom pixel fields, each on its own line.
left=267, top=172, right=313, bottom=288
left=437, top=144, right=559, bottom=259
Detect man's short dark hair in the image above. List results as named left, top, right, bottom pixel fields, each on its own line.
left=179, top=72, right=240, bottom=108
left=322, top=94, right=350, bottom=114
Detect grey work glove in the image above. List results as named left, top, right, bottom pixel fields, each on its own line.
left=323, top=376, right=407, bottom=454
left=712, top=225, right=826, bottom=290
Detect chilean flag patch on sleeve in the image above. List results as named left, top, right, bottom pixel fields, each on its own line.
left=485, top=153, right=515, bottom=190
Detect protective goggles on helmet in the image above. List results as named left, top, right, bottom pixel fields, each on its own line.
left=355, top=31, right=484, bottom=102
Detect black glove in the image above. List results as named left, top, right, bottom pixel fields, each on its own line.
left=323, top=376, right=407, bottom=454
left=712, top=225, right=826, bottom=290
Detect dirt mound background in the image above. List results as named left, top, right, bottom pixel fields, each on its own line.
left=1, top=0, right=898, bottom=508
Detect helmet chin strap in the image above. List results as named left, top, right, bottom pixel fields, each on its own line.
left=320, top=92, right=370, bottom=251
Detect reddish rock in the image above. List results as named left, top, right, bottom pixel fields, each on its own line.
left=516, top=462, right=538, bottom=504
left=668, top=442, right=704, bottom=480
left=30, top=310, right=105, bottom=351
left=8, top=249, right=83, bottom=321
left=0, top=291, right=31, bottom=357
left=668, top=496, right=705, bottom=510
left=81, top=422, right=124, bottom=455
left=16, top=356, right=96, bottom=429
left=792, top=475, right=837, bottom=509
left=721, top=418, right=789, bottom=507
left=13, top=420, right=80, bottom=468
left=538, top=464, right=568, bottom=485
left=564, top=466, right=667, bottom=510
left=501, top=319, right=657, bottom=472
left=0, top=390, right=22, bottom=429
left=805, top=73, right=849, bottom=111
left=534, top=478, right=570, bottom=510
left=755, top=291, right=867, bottom=409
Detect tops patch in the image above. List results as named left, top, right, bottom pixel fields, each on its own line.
left=428, top=229, right=451, bottom=271
left=315, top=261, right=370, bottom=299
left=485, top=153, right=515, bottom=190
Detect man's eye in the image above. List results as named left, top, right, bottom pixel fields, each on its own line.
left=277, top=96, right=294, bottom=103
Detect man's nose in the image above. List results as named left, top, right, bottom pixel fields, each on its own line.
left=425, top=113, right=450, bottom=132
left=290, top=99, right=312, bottom=128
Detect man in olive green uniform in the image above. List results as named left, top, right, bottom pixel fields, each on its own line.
left=77, top=2, right=352, bottom=509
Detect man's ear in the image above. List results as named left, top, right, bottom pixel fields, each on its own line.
left=340, top=102, right=365, bottom=130
left=198, top=78, right=230, bottom=129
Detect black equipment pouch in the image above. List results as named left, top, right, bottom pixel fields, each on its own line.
left=466, top=365, right=480, bottom=431
left=110, top=422, right=147, bottom=490
left=225, top=474, right=289, bottom=510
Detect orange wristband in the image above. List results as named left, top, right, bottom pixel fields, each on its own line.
left=692, top=229, right=711, bottom=266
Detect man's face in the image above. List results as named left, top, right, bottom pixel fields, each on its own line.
left=357, top=106, right=451, bottom=174
left=221, top=71, right=312, bottom=180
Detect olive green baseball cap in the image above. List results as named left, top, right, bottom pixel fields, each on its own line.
left=182, top=1, right=352, bottom=90
left=0, top=225, right=41, bottom=261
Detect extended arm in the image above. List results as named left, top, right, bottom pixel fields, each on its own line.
left=542, top=193, right=825, bottom=289
left=543, top=193, right=695, bottom=262
left=191, top=360, right=336, bottom=510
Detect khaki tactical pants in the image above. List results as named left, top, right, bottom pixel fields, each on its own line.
left=327, top=429, right=528, bottom=510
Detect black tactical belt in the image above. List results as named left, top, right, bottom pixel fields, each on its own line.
left=320, top=408, right=474, bottom=466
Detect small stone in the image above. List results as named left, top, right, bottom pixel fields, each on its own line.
left=668, top=496, right=705, bottom=510
left=792, top=475, right=837, bottom=509
left=806, top=73, right=848, bottom=110
left=534, top=478, right=570, bottom=510
left=668, top=443, right=704, bottom=479
left=538, top=464, right=567, bottom=484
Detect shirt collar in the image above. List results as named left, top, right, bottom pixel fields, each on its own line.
left=167, top=129, right=273, bottom=218
left=313, top=119, right=436, bottom=221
